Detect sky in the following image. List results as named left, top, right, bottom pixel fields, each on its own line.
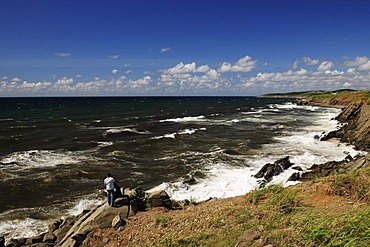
left=1, top=0, right=370, bottom=97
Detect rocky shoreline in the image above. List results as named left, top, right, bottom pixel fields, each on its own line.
left=1, top=99, right=369, bottom=247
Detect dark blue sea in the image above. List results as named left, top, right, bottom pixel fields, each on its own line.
left=0, top=97, right=362, bottom=239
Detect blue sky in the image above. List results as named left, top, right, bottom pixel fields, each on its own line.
left=1, top=0, right=370, bottom=96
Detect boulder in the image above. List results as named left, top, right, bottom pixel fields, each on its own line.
left=25, top=233, right=45, bottom=245
left=48, top=219, right=62, bottom=233
left=58, top=203, right=129, bottom=247
left=111, top=215, right=125, bottom=229
left=0, top=236, right=4, bottom=247
left=254, top=156, right=293, bottom=182
left=43, top=232, right=57, bottom=244
left=5, top=237, right=26, bottom=247
left=234, top=227, right=261, bottom=247
left=147, top=190, right=172, bottom=208
left=123, top=187, right=146, bottom=211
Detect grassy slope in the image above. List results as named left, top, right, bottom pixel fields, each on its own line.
left=84, top=165, right=370, bottom=246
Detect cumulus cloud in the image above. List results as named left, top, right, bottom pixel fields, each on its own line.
left=55, top=52, right=71, bottom=58
left=317, top=61, right=334, bottom=72
left=343, top=56, right=369, bottom=67
left=218, top=56, right=257, bottom=73
left=55, top=77, right=74, bottom=85
left=11, top=77, right=22, bottom=82
left=160, top=47, right=171, bottom=53
left=194, top=65, right=212, bottom=73
left=112, top=69, right=118, bottom=74
left=302, top=57, right=319, bottom=66
left=3, top=55, right=370, bottom=96
left=163, top=62, right=197, bottom=74
left=358, top=61, right=370, bottom=71
left=289, top=60, right=299, bottom=70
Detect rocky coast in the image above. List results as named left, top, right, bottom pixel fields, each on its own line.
left=1, top=93, right=370, bottom=247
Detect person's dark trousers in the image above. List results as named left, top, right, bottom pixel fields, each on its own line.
left=107, top=189, right=115, bottom=206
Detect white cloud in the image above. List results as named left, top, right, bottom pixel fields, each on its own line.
left=1, top=76, right=8, bottom=80
left=358, top=61, right=370, bottom=71
left=290, top=60, right=299, bottom=70
left=3, top=55, right=370, bottom=96
left=343, top=56, right=369, bottom=67
left=160, top=47, right=171, bottom=53
left=163, top=62, right=197, bottom=74
left=11, top=77, right=22, bottom=82
left=296, top=68, right=308, bottom=76
left=112, top=69, right=118, bottom=74
left=55, top=52, right=71, bottom=58
left=302, top=57, right=319, bottom=66
left=128, top=76, right=152, bottom=88
left=317, top=61, right=334, bottom=72
left=218, top=56, right=257, bottom=73
left=123, top=64, right=132, bottom=67
left=55, top=77, right=74, bottom=85
left=194, top=65, right=212, bottom=73
left=108, top=55, right=120, bottom=59
left=343, top=82, right=352, bottom=87
left=347, top=68, right=356, bottom=74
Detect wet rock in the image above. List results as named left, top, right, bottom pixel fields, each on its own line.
left=254, top=156, right=293, bottom=182
left=0, top=236, right=4, bottom=247
left=43, top=232, right=56, bottom=244
left=25, top=233, right=45, bottom=245
left=287, top=172, right=301, bottom=182
left=48, top=219, right=62, bottom=233
left=5, top=237, right=26, bottom=247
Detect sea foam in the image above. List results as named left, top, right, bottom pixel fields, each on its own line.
left=148, top=104, right=365, bottom=203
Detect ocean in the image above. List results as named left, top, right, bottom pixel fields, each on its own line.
left=0, top=96, right=363, bottom=239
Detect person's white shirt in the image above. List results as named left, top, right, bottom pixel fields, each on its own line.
left=104, top=176, right=115, bottom=190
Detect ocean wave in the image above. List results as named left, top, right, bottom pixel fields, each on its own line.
left=104, top=127, right=150, bottom=135
left=0, top=150, right=81, bottom=171
left=159, top=115, right=206, bottom=123
left=0, top=217, right=48, bottom=240
left=67, top=198, right=104, bottom=216
left=151, top=128, right=206, bottom=140
left=148, top=162, right=259, bottom=202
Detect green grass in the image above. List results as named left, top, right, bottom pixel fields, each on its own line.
left=151, top=166, right=370, bottom=246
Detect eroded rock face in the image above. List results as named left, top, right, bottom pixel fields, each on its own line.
left=334, top=103, right=370, bottom=151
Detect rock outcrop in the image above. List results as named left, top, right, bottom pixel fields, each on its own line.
left=335, top=102, right=370, bottom=151
left=1, top=187, right=151, bottom=247
left=254, top=156, right=293, bottom=187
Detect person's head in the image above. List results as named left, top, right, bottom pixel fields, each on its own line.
left=107, top=173, right=112, bottom=177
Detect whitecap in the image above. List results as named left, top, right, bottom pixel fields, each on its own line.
left=67, top=198, right=104, bottom=216
left=160, top=115, right=206, bottom=123
left=0, top=150, right=81, bottom=171
left=0, top=217, right=48, bottom=240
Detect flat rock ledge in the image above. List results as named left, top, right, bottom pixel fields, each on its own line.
left=1, top=187, right=172, bottom=247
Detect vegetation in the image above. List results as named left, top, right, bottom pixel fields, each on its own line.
left=261, top=89, right=370, bottom=104
left=86, top=162, right=370, bottom=246
left=153, top=165, right=370, bottom=246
